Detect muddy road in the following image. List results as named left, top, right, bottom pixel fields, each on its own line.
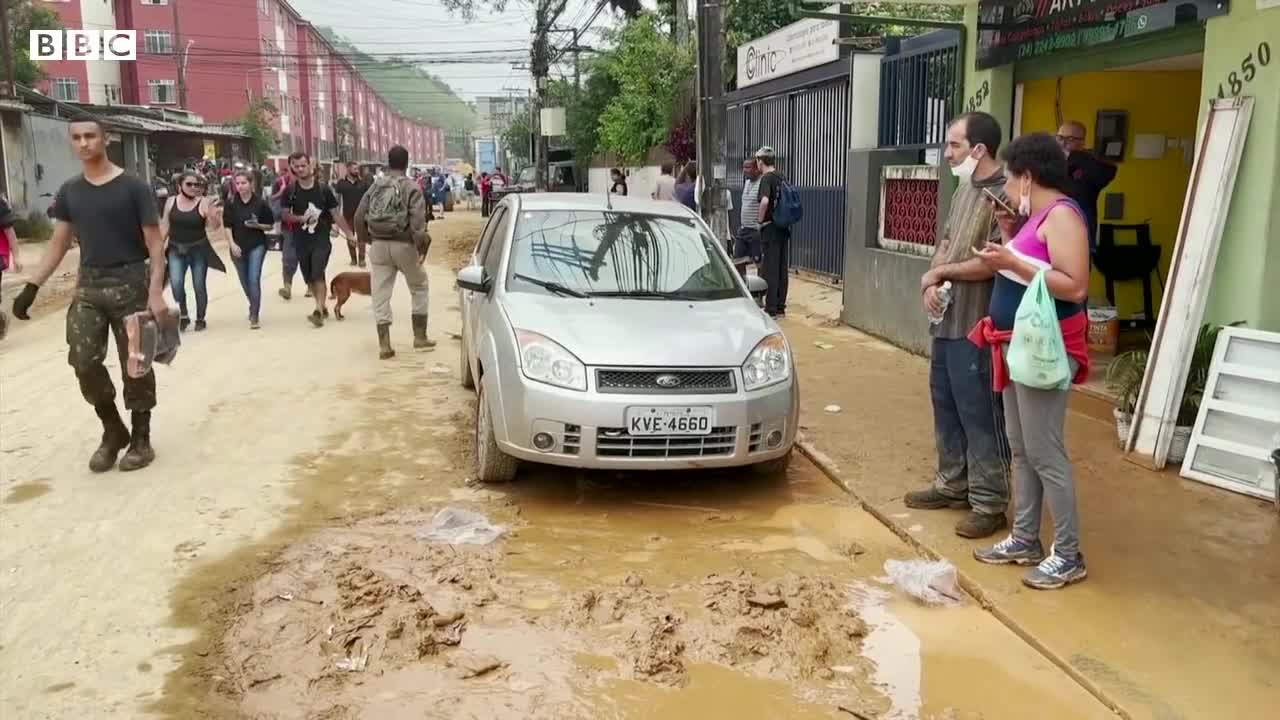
left=0, top=211, right=1111, bottom=719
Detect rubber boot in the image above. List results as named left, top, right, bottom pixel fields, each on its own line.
left=411, top=314, right=436, bottom=350
left=377, top=323, right=396, bottom=360
left=89, top=404, right=131, bottom=473
left=118, top=411, right=156, bottom=472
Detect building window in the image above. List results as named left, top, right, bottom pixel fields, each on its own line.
left=104, top=84, right=122, bottom=104
left=259, top=0, right=269, bottom=15
left=52, top=78, right=79, bottom=102
left=149, top=79, right=177, bottom=105
left=144, top=30, right=173, bottom=54
left=141, top=0, right=168, bottom=5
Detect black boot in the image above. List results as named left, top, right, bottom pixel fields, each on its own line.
left=119, top=411, right=156, bottom=472
left=411, top=314, right=436, bottom=350
left=89, top=404, right=131, bottom=473
left=377, top=323, right=396, bottom=360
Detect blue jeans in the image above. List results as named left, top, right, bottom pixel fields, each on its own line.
left=167, top=248, right=209, bottom=321
left=232, top=244, right=266, bottom=319
left=930, top=337, right=1011, bottom=515
left=281, top=229, right=299, bottom=286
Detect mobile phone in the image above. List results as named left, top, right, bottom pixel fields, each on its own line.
left=982, top=187, right=1016, bottom=215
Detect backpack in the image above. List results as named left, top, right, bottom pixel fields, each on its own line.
left=771, top=174, right=803, bottom=229
left=363, top=177, right=410, bottom=238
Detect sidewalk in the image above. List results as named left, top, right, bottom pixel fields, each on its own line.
left=782, top=278, right=1280, bottom=720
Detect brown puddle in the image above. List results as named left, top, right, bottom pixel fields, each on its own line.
left=4, top=480, right=52, bottom=504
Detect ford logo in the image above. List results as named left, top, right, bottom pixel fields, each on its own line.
left=655, top=374, right=683, bottom=388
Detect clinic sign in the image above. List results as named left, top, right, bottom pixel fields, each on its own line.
left=736, top=7, right=840, bottom=88
left=30, top=30, right=138, bottom=61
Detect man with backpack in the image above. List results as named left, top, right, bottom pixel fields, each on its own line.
left=354, top=145, right=434, bottom=359
left=755, top=146, right=802, bottom=318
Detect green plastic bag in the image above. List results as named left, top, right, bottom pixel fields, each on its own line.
left=1007, top=270, right=1071, bottom=390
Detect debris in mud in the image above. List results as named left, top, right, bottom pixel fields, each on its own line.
left=746, top=593, right=786, bottom=610
left=883, top=559, right=963, bottom=606
left=416, top=507, right=506, bottom=546
left=450, top=653, right=506, bottom=679
left=628, top=613, right=687, bottom=686
left=813, top=341, right=836, bottom=350
left=825, top=404, right=843, bottom=414
left=833, top=540, right=867, bottom=559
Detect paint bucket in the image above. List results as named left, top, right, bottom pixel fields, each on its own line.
left=1088, top=305, right=1120, bottom=355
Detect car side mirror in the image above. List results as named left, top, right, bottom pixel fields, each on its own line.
left=746, top=275, right=768, bottom=296
left=457, top=265, right=491, bottom=293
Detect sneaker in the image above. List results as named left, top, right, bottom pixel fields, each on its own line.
left=279, top=287, right=291, bottom=301
left=974, top=535, right=1045, bottom=566
left=179, top=316, right=191, bottom=332
left=194, top=319, right=207, bottom=332
left=1022, top=551, right=1087, bottom=590
left=904, top=487, right=969, bottom=510
left=955, top=511, right=1008, bottom=539
left=249, top=316, right=261, bottom=330
left=308, top=310, right=324, bottom=328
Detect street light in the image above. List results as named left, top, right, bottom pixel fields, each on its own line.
left=244, top=65, right=279, bottom=102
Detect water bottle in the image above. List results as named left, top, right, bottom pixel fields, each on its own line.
left=929, top=281, right=953, bottom=326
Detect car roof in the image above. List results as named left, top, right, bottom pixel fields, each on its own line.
left=508, top=192, right=698, bottom=220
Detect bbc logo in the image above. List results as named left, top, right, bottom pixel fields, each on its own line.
left=30, top=30, right=138, bottom=61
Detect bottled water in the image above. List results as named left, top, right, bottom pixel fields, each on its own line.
left=928, top=281, right=953, bottom=326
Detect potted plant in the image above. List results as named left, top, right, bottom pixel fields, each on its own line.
left=1105, top=323, right=1237, bottom=462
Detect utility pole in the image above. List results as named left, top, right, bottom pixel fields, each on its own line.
left=696, top=0, right=729, bottom=246
left=171, top=2, right=188, bottom=108
left=0, top=2, right=15, bottom=99
left=675, top=0, right=690, bottom=47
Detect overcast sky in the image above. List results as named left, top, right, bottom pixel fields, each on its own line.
left=288, top=0, right=626, bottom=102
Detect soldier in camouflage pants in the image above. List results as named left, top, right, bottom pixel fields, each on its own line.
left=67, top=263, right=156, bottom=412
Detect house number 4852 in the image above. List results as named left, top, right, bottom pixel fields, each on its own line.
left=1217, top=42, right=1271, bottom=99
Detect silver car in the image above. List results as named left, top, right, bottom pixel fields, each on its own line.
left=456, top=193, right=798, bottom=482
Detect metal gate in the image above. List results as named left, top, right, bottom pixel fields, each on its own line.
left=878, top=30, right=962, bottom=151
left=725, top=60, right=850, bottom=282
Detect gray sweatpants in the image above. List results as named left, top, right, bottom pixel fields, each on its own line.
left=1003, top=359, right=1081, bottom=559
left=368, top=241, right=429, bottom=325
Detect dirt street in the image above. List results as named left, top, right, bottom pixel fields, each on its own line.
left=1, top=211, right=1111, bottom=719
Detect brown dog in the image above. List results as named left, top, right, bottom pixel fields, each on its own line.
left=329, top=271, right=371, bottom=320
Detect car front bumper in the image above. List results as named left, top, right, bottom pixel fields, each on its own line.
left=491, top=370, right=798, bottom=471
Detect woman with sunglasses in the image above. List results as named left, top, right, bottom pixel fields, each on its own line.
left=162, top=172, right=226, bottom=331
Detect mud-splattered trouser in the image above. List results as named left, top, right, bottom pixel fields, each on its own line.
left=369, top=240, right=429, bottom=325
left=67, top=262, right=156, bottom=411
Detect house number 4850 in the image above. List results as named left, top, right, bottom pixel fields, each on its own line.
left=1217, top=42, right=1271, bottom=99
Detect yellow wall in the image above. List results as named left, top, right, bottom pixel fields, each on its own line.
left=1020, top=70, right=1202, bottom=318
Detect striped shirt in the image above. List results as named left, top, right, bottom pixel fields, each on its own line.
left=929, top=172, right=1006, bottom=339
left=740, top=177, right=761, bottom=229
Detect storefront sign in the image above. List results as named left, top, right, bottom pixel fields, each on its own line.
left=976, top=0, right=1231, bottom=69
left=736, top=6, right=840, bottom=88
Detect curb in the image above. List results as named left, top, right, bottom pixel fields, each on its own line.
left=795, top=438, right=1132, bottom=720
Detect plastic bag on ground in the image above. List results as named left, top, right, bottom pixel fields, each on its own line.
left=416, top=508, right=506, bottom=546
left=883, top=559, right=963, bottom=606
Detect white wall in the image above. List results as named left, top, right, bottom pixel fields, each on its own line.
left=81, top=0, right=122, bottom=105
left=849, top=53, right=882, bottom=151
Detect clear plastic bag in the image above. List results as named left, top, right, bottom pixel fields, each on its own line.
left=883, top=559, right=963, bottom=606
left=416, top=508, right=506, bottom=546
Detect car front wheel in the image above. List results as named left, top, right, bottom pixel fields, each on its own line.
left=459, top=329, right=475, bottom=390
left=475, top=382, right=518, bottom=483
left=750, top=448, right=793, bottom=477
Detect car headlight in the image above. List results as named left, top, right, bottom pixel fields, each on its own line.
left=516, top=330, right=587, bottom=391
left=742, top=333, right=791, bottom=391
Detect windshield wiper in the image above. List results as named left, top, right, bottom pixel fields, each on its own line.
left=586, top=290, right=711, bottom=301
left=512, top=273, right=589, bottom=298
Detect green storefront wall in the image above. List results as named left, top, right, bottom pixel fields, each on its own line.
left=961, top=2, right=1280, bottom=331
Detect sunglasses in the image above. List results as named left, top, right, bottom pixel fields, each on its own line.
left=1055, top=134, right=1085, bottom=143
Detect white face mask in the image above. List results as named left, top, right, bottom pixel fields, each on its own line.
left=951, top=154, right=978, bottom=181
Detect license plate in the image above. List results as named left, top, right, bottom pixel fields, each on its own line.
left=625, top=407, right=715, bottom=436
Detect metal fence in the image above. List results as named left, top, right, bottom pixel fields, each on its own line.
left=878, top=31, right=963, bottom=151
left=725, top=61, right=850, bottom=282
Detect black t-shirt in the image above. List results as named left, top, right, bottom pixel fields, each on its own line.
left=287, top=181, right=339, bottom=244
left=334, top=177, right=369, bottom=221
left=54, top=172, right=159, bottom=267
left=1065, top=151, right=1117, bottom=251
left=225, top=193, right=275, bottom=251
left=757, top=171, right=782, bottom=225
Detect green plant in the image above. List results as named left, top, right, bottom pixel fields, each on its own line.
left=8, top=1, right=64, bottom=86
left=1105, top=322, right=1242, bottom=425
left=13, top=210, right=53, bottom=242
left=597, top=13, right=694, bottom=163
left=237, top=98, right=280, bottom=160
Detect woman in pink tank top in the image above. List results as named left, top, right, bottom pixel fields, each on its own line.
left=968, top=132, right=1093, bottom=591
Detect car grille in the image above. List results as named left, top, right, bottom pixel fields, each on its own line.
left=563, top=424, right=581, bottom=455
left=595, top=426, right=737, bottom=458
left=595, top=369, right=736, bottom=395
left=749, top=423, right=763, bottom=452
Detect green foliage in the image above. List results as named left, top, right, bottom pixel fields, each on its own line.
left=502, top=111, right=532, bottom=169
left=597, top=13, right=694, bottom=163
left=237, top=98, right=280, bottom=160
left=8, top=0, right=64, bottom=86
left=1106, top=322, right=1242, bottom=424
left=317, top=28, right=476, bottom=134
left=542, top=66, right=619, bottom=169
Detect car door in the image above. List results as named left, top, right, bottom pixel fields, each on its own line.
left=462, top=205, right=509, bottom=379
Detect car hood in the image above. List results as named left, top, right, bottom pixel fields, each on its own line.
left=500, top=294, right=778, bottom=368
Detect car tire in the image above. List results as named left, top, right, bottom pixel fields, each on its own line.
left=750, top=448, right=793, bottom=477
left=460, top=329, right=475, bottom=390
left=475, top=382, right=518, bottom=483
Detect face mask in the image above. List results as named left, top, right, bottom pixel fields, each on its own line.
left=1018, top=179, right=1032, bottom=216
left=950, top=145, right=983, bottom=182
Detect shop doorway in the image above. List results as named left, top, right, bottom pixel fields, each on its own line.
left=1014, top=51, right=1206, bottom=396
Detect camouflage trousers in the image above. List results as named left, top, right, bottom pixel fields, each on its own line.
left=67, top=262, right=156, bottom=411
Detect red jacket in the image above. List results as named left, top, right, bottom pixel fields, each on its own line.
left=968, top=312, right=1091, bottom=392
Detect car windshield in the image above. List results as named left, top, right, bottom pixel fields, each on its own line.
left=507, top=210, right=742, bottom=301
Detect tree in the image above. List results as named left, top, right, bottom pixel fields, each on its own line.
left=8, top=0, right=64, bottom=86
left=237, top=98, right=280, bottom=161
left=502, top=110, right=532, bottom=170
left=597, top=13, right=694, bottom=163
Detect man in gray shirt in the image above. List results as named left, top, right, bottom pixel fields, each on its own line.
left=904, top=112, right=1012, bottom=540
left=734, top=158, right=762, bottom=264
